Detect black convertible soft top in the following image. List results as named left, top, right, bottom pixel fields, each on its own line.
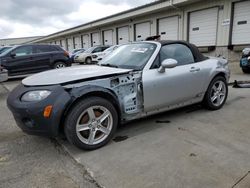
left=158, top=40, right=208, bottom=62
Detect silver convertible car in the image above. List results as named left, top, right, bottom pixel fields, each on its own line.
left=7, top=41, right=230, bottom=150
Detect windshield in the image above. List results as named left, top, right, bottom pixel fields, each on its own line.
left=0, top=47, right=12, bottom=54
left=0, top=47, right=14, bottom=56
left=98, top=43, right=156, bottom=70
left=104, top=46, right=116, bottom=52
left=85, top=47, right=96, bottom=53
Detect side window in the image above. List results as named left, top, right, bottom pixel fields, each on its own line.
left=102, top=47, right=109, bottom=51
left=35, top=45, right=56, bottom=53
left=151, top=55, right=160, bottom=69
left=92, top=47, right=102, bottom=53
left=160, top=44, right=195, bottom=66
left=13, top=46, right=33, bottom=56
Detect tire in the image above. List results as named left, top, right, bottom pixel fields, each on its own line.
left=64, top=97, right=118, bottom=150
left=203, top=76, right=228, bottom=110
left=242, top=68, right=250, bottom=74
left=85, top=57, right=92, bottom=64
left=53, top=62, right=67, bottom=69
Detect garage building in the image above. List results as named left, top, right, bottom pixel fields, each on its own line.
left=30, top=0, right=250, bottom=64
left=0, top=36, right=42, bottom=46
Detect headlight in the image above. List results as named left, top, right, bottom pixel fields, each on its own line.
left=21, top=90, right=51, bottom=102
left=242, top=48, right=250, bottom=56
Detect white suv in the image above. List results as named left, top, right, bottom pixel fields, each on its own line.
left=74, top=46, right=110, bottom=64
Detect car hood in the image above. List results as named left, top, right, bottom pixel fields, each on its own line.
left=22, top=65, right=132, bottom=86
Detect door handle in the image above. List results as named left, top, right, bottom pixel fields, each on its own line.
left=190, top=67, right=200, bottom=72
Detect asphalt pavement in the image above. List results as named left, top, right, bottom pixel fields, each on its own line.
left=0, top=82, right=99, bottom=188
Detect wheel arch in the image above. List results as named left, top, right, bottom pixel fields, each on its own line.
left=59, top=86, right=121, bottom=133
left=213, top=72, right=227, bottom=81
left=205, top=71, right=228, bottom=90
left=52, top=60, right=67, bottom=67
left=85, top=56, right=92, bottom=63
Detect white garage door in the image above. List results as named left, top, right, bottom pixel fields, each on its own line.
left=73, top=36, right=81, bottom=49
left=117, top=26, right=129, bottom=44
left=91, top=32, right=101, bottom=46
left=189, top=7, right=218, bottom=46
left=103, top=30, right=113, bottom=45
left=232, top=1, right=250, bottom=45
left=135, top=22, right=151, bottom=41
left=61, top=39, right=67, bottom=50
left=66, top=38, right=74, bottom=51
left=81, top=35, right=89, bottom=49
left=158, top=16, right=179, bottom=40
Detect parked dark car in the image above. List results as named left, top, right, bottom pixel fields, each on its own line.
left=240, top=48, right=250, bottom=73
left=0, top=44, right=71, bottom=77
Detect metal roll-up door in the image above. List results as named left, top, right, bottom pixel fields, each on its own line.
left=103, top=30, right=113, bottom=45
left=135, top=22, right=151, bottom=41
left=189, top=7, right=218, bottom=46
left=60, top=39, right=67, bottom=50
left=66, top=38, right=74, bottom=51
left=81, top=35, right=89, bottom=49
left=73, top=36, right=81, bottom=49
left=232, top=1, right=250, bottom=45
left=91, top=32, right=101, bottom=46
left=158, top=16, right=179, bottom=40
left=117, top=26, right=129, bottom=44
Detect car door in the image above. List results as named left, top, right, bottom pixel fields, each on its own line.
left=142, top=43, right=204, bottom=112
left=4, top=45, right=36, bottom=76
left=33, top=45, right=53, bottom=71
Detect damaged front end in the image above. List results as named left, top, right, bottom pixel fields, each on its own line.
left=63, top=71, right=144, bottom=122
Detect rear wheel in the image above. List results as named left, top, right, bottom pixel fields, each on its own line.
left=85, top=57, right=92, bottom=64
left=203, top=76, right=228, bottom=110
left=54, top=62, right=66, bottom=69
left=64, top=97, right=118, bottom=150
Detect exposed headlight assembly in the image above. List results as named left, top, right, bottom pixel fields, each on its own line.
left=21, top=90, right=51, bottom=102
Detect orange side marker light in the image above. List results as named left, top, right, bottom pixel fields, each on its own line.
left=44, top=105, right=53, bottom=118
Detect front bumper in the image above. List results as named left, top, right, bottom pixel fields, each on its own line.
left=7, top=84, right=72, bottom=137
left=74, top=56, right=84, bottom=63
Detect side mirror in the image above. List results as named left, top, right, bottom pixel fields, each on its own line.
left=10, top=52, right=16, bottom=57
left=158, top=58, right=178, bottom=73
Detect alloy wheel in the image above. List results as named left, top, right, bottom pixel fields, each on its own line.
left=210, top=80, right=226, bottom=107
left=56, top=63, right=66, bottom=69
left=76, top=106, right=113, bottom=145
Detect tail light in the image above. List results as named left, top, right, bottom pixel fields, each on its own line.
left=64, top=51, right=69, bottom=57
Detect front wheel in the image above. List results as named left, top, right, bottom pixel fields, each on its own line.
left=85, top=57, right=92, bottom=64
left=203, top=76, right=228, bottom=110
left=64, top=97, right=118, bottom=150
left=53, top=62, right=66, bottom=69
